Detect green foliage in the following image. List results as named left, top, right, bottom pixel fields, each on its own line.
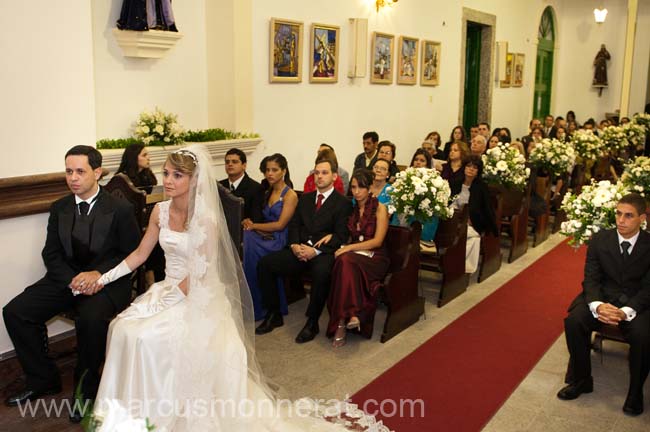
left=96, top=138, right=143, bottom=149
left=96, top=129, right=259, bottom=149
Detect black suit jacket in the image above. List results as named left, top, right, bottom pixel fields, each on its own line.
left=42, top=190, right=141, bottom=309
left=288, top=190, right=352, bottom=255
left=353, top=152, right=378, bottom=171
left=573, top=229, right=650, bottom=313
left=220, top=173, right=263, bottom=222
left=450, top=177, right=498, bottom=236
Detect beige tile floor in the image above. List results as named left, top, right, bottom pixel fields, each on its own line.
left=254, top=233, right=650, bottom=431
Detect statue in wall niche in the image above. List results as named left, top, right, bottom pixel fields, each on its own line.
left=592, top=44, right=610, bottom=96
left=116, top=0, right=178, bottom=32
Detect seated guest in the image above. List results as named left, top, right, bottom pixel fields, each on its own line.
left=469, top=124, right=480, bottom=141
left=557, top=193, right=650, bottom=416
left=478, top=122, right=491, bottom=140
left=521, top=118, right=543, bottom=149
left=255, top=156, right=352, bottom=343
left=470, top=135, right=487, bottom=156
left=242, top=154, right=298, bottom=321
left=555, top=126, right=568, bottom=142
left=369, top=158, right=392, bottom=205
left=498, top=127, right=512, bottom=143
left=488, top=134, right=500, bottom=149
left=304, top=147, right=345, bottom=194
left=3, top=146, right=140, bottom=417
left=442, top=125, right=467, bottom=159
left=324, top=169, right=390, bottom=347
left=525, top=126, right=545, bottom=157
left=377, top=140, right=399, bottom=182
left=353, top=131, right=379, bottom=170
left=450, top=156, right=498, bottom=274
left=442, top=142, right=470, bottom=185
left=567, top=121, right=579, bottom=137
left=410, top=148, right=433, bottom=169
left=116, top=143, right=157, bottom=194
left=423, top=131, right=446, bottom=160
left=220, top=148, right=262, bottom=221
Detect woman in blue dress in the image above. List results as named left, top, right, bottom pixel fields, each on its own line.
left=242, top=154, right=298, bottom=321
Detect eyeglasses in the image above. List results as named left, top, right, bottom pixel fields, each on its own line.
left=373, top=165, right=388, bottom=172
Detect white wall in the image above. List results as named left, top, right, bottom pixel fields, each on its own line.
left=629, top=0, right=650, bottom=116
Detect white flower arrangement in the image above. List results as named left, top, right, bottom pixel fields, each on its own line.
left=632, top=112, right=650, bottom=129
left=132, top=108, right=185, bottom=145
left=621, top=156, right=650, bottom=197
left=599, top=125, right=628, bottom=153
left=570, top=130, right=604, bottom=162
left=91, top=400, right=155, bottom=432
left=387, top=167, right=454, bottom=222
left=560, top=180, right=629, bottom=247
left=481, top=142, right=530, bottom=190
left=622, top=122, right=646, bottom=148
left=528, top=138, right=576, bottom=178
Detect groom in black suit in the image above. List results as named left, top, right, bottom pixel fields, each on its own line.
left=557, top=193, right=650, bottom=416
left=3, top=146, right=140, bottom=417
left=256, top=156, right=352, bottom=343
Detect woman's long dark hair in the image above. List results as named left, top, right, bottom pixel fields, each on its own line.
left=409, top=148, right=433, bottom=168
left=117, top=143, right=157, bottom=190
left=259, top=153, right=293, bottom=198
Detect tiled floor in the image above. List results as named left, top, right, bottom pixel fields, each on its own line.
left=255, top=233, right=650, bottom=430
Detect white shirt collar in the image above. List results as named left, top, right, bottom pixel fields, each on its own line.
left=617, top=230, right=640, bottom=254
left=75, top=186, right=100, bottom=214
left=315, top=186, right=335, bottom=203
left=230, top=173, right=245, bottom=190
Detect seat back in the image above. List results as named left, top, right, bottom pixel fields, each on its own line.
left=104, top=173, right=147, bottom=228
left=217, top=182, right=245, bottom=257
left=385, top=224, right=419, bottom=274
left=433, top=205, right=469, bottom=252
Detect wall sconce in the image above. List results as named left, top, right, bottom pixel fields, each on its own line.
left=376, top=0, right=398, bottom=12
left=594, top=8, right=608, bottom=23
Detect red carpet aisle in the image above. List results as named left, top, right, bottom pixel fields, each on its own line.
left=352, top=241, right=586, bottom=432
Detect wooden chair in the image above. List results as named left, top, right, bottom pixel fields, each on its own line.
left=378, top=223, right=424, bottom=343
left=531, top=176, right=552, bottom=247
left=420, top=206, right=470, bottom=307
left=500, top=186, right=529, bottom=263
left=217, top=182, right=245, bottom=258
left=592, top=323, right=628, bottom=364
left=477, top=189, right=503, bottom=283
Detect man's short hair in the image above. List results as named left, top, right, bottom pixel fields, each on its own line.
left=225, top=148, right=247, bottom=164
left=619, top=193, right=648, bottom=216
left=65, top=145, right=102, bottom=170
left=479, top=122, right=490, bottom=130
left=315, top=154, right=338, bottom=173
left=362, top=131, right=379, bottom=143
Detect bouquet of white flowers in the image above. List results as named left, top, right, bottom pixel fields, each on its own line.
left=621, top=156, right=650, bottom=197
left=132, top=108, right=185, bottom=146
left=632, top=112, right=650, bottom=129
left=560, top=180, right=629, bottom=247
left=528, top=138, right=576, bottom=178
left=387, top=167, right=454, bottom=222
left=481, top=142, right=530, bottom=190
left=570, top=130, right=604, bottom=161
left=622, top=122, right=646, bottom=147
left=599, top=125, right=628, bottom=153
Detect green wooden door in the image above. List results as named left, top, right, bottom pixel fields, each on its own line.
left=463, top=23, right=481, bottom=132
left=533, top=7, right=555, bottom=120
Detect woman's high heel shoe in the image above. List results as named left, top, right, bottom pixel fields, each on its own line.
left=332, top=324, right=346, bottom=348
left=346, top=317, right=360, bottom=331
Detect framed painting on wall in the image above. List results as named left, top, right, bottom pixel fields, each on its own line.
left=370, top=32, right=394, bottom=84
left=513, top=53, right=525, bottom=87
left=270, top=18, right=303, bottom=83
left=397, top=36, right=418, bottom=85
left=420, top=40, right=441, bottom=86
left=309, top=23, right=340, bottom=83
left=501, top=52, right=513, bottom=87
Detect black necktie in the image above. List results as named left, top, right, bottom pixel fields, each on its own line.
left=78, top=201, right=90, bottom=217
left=230, top=183, right=236, bottom=192
left=621, top=241, right=631, bottom=260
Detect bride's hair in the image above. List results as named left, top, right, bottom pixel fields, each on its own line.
left=165, top=151, right=198, bottom=176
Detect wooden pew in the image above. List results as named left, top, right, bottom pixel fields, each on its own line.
left=379, top=223, right=425, bottom=343
left=420, top=206, right=470, bottom=307
left=478, top=189, right=503, bottom=283
left=532, top=176, right=551, bottom=247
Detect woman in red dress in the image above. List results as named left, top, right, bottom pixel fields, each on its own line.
left=322, top=169, right=390, bottom=348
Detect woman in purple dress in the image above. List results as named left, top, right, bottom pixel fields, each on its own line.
left=242, top=154, right=298, bottom=321
left=322, top=169, right=390, bottom=348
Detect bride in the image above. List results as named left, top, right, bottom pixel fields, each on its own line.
left=91, top=145, right=382, bottom=431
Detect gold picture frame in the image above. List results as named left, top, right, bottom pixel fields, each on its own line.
left=370, top=32, right=394, bottom=84
left=309, top=23, right=340, bottom=83
left=513, top=53, right=525, bottom=87
left=420, top=40, right=441, bottom=86
left=270, top=18, right=303, bottom=83
left=501, top=52, right=513, bottom=88
left=397, top=36, right=418, bottom=85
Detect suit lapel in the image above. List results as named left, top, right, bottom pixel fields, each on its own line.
left=90, top=191, right=115, bottom=254
left=606, top=230, right=624, bottom=268
left=58, top=196, right=75, bottom=258
left=627, top=230, right=650, bottom=266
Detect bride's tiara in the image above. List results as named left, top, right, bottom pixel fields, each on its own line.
left=174, top=149, right=198, bottom=165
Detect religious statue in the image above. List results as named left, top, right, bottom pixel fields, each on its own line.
left=117, top=0, right=178, bottom=32
left=592, top=44, right=610, bottom=96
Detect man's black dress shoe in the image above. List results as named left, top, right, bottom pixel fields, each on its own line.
left=255, top=313, right=283, bottom=335
left=556, top=377, right=593, bottom=400
left=295, top=319, right=319, bottom=344
left=4, top=386, right=62, bottom=407
left=623, top=392, right=643, bottom=416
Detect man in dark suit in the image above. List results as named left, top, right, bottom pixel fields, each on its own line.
left=220, top=148, right=262, bottom=222
left=255, top=156, right=352, bottom=343
left=557, top=193, right=650, bottom=416
left=353, top=131, right=379, bottom=171
left=3, top=146, right=140, bottom=420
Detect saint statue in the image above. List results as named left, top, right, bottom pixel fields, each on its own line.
left=592, top=44, right=610, bottom=95
left=117, top=0, right=177, bottom=32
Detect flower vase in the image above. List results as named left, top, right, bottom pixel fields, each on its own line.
left=417, top=216, right=439, bottom=242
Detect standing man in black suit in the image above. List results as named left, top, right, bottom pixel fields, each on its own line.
left=557, top=193, right=650, bottom=416
left=220, top=148, right=262, bottom=222
left=255, top=155, right=352, bottom=343
left=353, top=131, right=379, bottom=171
left=3, top=146, right=140, bottom=420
